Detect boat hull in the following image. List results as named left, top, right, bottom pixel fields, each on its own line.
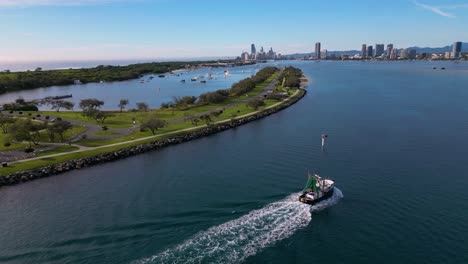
left=298, top=188, right=334, bottom=205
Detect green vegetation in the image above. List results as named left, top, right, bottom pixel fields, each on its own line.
left=0, top=66, right=306, bottom=176
left=278, top=66, right=304, bottom=88
left=37, top=145, right=80, bottom=157
left=198, top=67, right=278, bottom=104
left=0, top=60, right=246, bottom=94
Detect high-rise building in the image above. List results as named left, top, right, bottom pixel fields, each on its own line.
left=241, top=52, right=250, bottom=62
left=361, top=44, right=367, bottom=59
left=251, top=44, right=256, bottom=57
left=315, top=42, right=321, bottom=59
left=367, top=46, right=373, bottom=58
left=452, top=42, right=462, bottom=59
left=408, top=49, right=417, bottom=60
left=375, top=44, right=385, bottom=57
left=390, top=48, right=398, bottom=60
left=386, top=44, right=394, bottom=58
left=267, top=47, right=276, bottom=59
left=400, top=49, right=409, bottom=59
left=321, top=49, right=328, bottom=59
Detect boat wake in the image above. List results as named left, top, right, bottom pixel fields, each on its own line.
left=135, top=188, right=343, bottom=264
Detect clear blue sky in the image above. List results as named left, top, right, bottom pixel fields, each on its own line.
left=0, top=0, right=467, bottom=61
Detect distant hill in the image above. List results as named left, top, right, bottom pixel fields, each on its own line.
left=407, top=43, right=468, bottom=53
left=286, top=43, right=467, bottom=57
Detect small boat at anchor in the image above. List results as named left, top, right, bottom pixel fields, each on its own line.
left=298, top=173, right=334, bottom=205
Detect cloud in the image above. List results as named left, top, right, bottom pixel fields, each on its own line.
left=415, top=2, right=456, bottom=17
left=0, top=0, right=130, bottom=7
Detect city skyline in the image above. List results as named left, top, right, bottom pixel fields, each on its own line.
left=1, top=0, right=468, bottom=61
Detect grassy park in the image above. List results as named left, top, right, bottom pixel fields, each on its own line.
left=0, top=66, right=305, bottom=175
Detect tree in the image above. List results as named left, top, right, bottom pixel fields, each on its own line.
left=247, top=98, right=265, bottom=110
left=15, top=97, right=26, bottom=105
left=0, top=114, right=14, bottom=133
left=136, top=102, right=149, bottom=112
left=79, top=98, right=104, bottom=111
left=141, top=116, right=165, bottom=135
left=191, top=117, right=200, bottom=126
left=172, top=96, right=197, bottom=108
left=9, top=119, right=42, bottom=147
left=93, top=110, right=112, bottom=124
left=83, top=109, right=112, bottom=124
left=50, top=120, right=73, bottom=142
left=80, top=98, right=105, bottom=119
left=47, top=99, right=74, bottom=112
left=118, top=99, right=129, bottom=112
left=199, top=114, right=212, bottom=126
left=211, top=110, right=222, bottom=118
left=35, top=67, right=42, bottom=72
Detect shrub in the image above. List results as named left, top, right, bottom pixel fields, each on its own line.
left=36, top=114, right=41, bottom=117
left=18, top=111, right=23, bottom=115
left=81, top=134, right=87, bottom=140
left=24, top=147, right=34, bottom=153
left=9, top=110, right=13, bottom=114
left=28, top=113, right=32, bottom=116
left=32, top=117, right=36, bottom=120
left=247, top=98, right=266, bottom=110
left=198, top=90, right=228, bottom=104
left=45, top=116, right=50, bottom=120
left=57, top=117, right=62, bottom=121
left=3, top=142, right=11, bottom=147
left=266, top=93, right=285, bottom=101
left=102, top=126, right=108, bottom=131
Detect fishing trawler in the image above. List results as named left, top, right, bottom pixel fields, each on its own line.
left=298, top=173, right=334, bottom=205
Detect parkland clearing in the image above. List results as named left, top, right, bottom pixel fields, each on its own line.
left=0, top=66, right=307, bottom=185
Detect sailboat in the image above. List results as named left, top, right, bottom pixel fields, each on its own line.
left=298, top=173, right=334, bottom=205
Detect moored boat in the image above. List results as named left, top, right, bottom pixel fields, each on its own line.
left=299, top=173, right=334, bottom=205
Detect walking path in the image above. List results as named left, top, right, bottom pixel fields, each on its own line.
left=9, top=89, right=300, bottom=165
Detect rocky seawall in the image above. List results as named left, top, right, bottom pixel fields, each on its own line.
left=0, top=89, right=306, bottom=187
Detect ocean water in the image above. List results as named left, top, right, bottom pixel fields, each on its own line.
left=0, top=61, right=467, bottom=263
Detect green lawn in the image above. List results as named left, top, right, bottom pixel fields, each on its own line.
left=0, top=133, right=28, bottom=151
left=0, top=72, right=304, bottom=175
left=0, top=129, right=193, bottom=175
left=37, top=145, right=80, bottom=157
left=94, top=130, right=117, bottom=136
left=37, top=125, right=87, bottom=143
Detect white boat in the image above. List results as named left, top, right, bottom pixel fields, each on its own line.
left=298, top=173, right=335, bottom=205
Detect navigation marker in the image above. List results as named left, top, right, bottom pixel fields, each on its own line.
left=321, top=134, right=328, bottom=149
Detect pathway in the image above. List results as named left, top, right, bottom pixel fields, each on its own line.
left=8, top=89, right=300, bottom=165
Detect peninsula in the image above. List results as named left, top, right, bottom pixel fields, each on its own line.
left=0, top=66, right=307, bottom=186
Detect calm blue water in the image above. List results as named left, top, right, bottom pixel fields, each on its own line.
left=0, top=64, right=260, bottom=110
left=0, top=61, right=468, bottom=263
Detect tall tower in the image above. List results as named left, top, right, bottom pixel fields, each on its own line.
left=375, top=44, right=385, bottom=57
left=315, top=42, right=321, bottom=59
left=386, top=44, right=394, bottom=58
left=362, top=44, right=367, bottom=59
left=367, top=45, right=373, bottom=58
left=452, top=42, right=462, bottom=59
left=251, top=44, right=256, bottom=57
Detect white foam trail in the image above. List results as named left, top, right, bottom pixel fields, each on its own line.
left=135, top=188, right=343, bottom=264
